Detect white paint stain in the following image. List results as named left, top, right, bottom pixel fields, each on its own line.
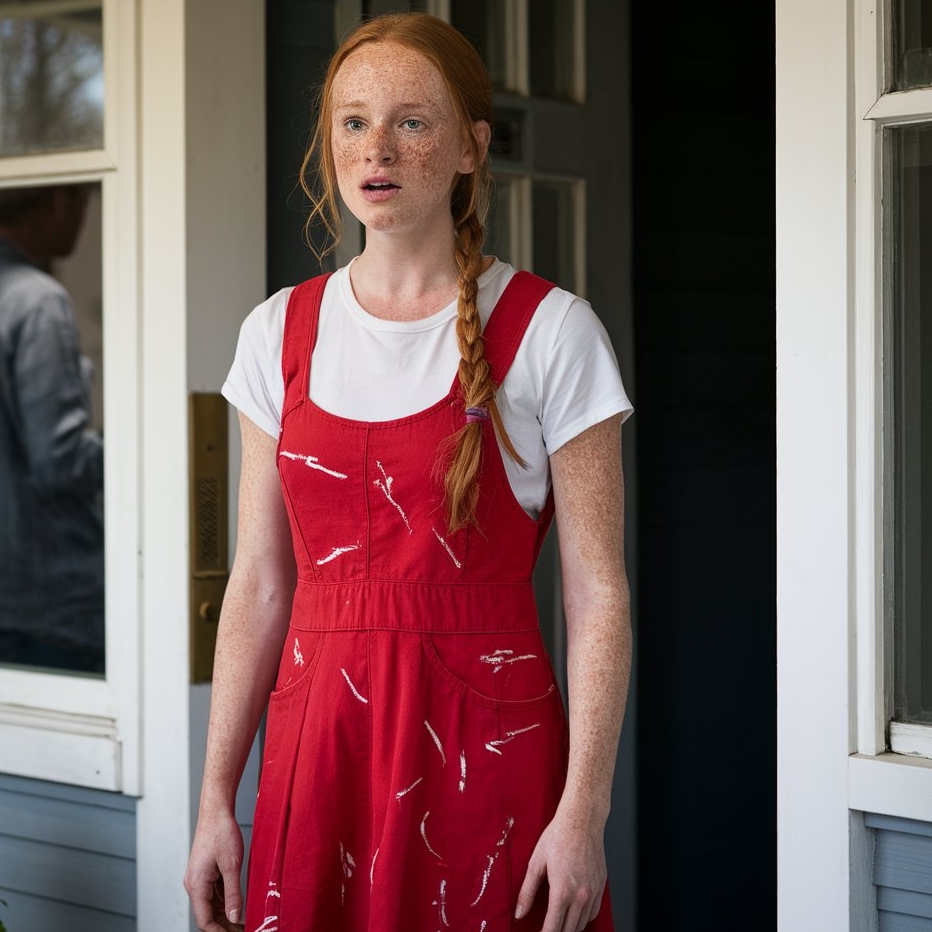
left=424, top=719, right=447, bottom=765
left=470, top=816, right=515, bottom=907
left=317, top=542, right=361, bottom=566
left=458, top=750, right=466, bottom=793
left=373, top=460, right=413, bottom=533
left=293, top=637, right=304, bottom=666
left=431, top=527, right=462, bottom=569
left=484, top=723, right=541, bottom=755
left=341, top=667, right=369, bottom=703
left=253, top=917, right=279, bottom=932
left=479, top=648, right=538, bottom=673
left=420, top=810, right=444, bottom=861
left=396, top=776, right=424, bottom=800
left=431, top=877, right=450, bottom=928
left=470, top=854, right=495, bottom=907
left=279, top=450, right=348, bottom=479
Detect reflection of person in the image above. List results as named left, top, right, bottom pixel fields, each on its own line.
left=0, top=185, right=104, bottom=674
left=186, top=13, right=632, bottom=932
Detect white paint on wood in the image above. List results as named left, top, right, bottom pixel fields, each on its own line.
left=776, top=0, right=853, bottom=926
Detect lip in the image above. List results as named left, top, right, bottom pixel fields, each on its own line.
left=361, top=175, right=400, bottom=189
left=361, top=176, right=401, bottom=202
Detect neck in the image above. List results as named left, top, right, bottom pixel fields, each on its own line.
left=350, top=224, right=465, bottom=321
left=0, top=225, right=50, bottom=271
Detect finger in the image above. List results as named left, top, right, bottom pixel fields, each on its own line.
left=540, top=884, right=569, bottom=932
left=185, top=871, right=219, bottom=932
left=218, top=863, right=245, bottom=925
left=515, top=855, right=546, bottom=920
left=583, top=889, right=605, bottom=928
left=559, top=901, right=584, bottom=932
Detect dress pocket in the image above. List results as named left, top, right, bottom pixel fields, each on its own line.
left=422, top=628, right=560, bottom=710
left=270, top=626, right=326, bottom=700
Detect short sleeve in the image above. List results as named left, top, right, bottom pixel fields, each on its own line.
left=221, top=287, right=292, bottom=438
left=539, top=294, right=633, bottom=455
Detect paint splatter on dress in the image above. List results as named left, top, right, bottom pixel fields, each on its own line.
left=244, top=272, right=614, bottom=931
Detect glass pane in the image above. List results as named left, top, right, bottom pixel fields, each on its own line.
left=528, top=0, right=579, bottom=101
left=0, top=0, right=104, bottom=158
left=891, top=126, right=932, bottom=721
left=450, top=0, right=509, bottom=91
left=486, top=175, right=514, bottom=263
left=532, top=179, right=577, bottom=290
left=895, top=0, right=932, bottom=89
left=0, top=182, right=105, bottom=676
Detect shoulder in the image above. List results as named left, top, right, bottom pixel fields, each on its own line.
left=482, top=260, right=610, bottom=365
left=235, top=285, right=296, bottom=366
left=0, top=262, right=75, bottom=348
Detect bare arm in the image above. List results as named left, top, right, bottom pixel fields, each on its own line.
left=184, top=413, right=297, bottom=931
left=516, top=413, right=632, bottom=932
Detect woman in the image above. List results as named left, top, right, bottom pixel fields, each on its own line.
left=185, top=12, right=632, bottom=932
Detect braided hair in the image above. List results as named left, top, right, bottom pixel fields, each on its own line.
left=301, top=12, right=525, bottom=531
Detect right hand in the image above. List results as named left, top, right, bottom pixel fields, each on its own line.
left=184, top=809, right=246, bottom=932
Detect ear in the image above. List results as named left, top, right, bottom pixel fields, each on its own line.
left=459, top=119, right=492, bottom=175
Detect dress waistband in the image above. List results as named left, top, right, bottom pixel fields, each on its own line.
left=289, top=578, right=541, bottom=633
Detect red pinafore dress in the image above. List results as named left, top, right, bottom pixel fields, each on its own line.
left=245, top=271, right=614, bottom=932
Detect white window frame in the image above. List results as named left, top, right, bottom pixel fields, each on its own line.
left=0, top=0, right=140, bottom=793
left=848, top=0, right=932, bottom=819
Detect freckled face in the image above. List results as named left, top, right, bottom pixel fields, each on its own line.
left=329, top=42, right=476, bottom=236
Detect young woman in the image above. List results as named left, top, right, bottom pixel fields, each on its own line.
left=185, top=13, right=632, bottom=932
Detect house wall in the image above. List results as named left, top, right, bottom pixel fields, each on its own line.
left=0, top=774, right=136, bottom=931
left=868, top=814, right=932, bottom=931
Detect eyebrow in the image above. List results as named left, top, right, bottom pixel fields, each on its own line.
left=333, top=100, right=439, bottom=112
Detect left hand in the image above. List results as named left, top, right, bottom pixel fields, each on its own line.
left=514, top=808, right=607, bottom=932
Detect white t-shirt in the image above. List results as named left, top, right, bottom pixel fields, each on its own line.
left=222, top=259, right=633, bottom=518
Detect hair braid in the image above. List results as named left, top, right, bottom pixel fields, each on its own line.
left=442, top=213, right=527, bottom=532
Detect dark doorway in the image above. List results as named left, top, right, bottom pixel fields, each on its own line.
left=631, top=3, right=777, bottom=930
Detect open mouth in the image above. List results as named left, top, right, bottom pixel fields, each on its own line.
left=363, top=181, right=399, bottom=191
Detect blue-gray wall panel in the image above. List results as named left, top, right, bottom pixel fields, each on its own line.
left=0, top=889, right=135, bottom=932
left=875, top=830, right=932, bottom=896
left=880, top=912, right=932, bottom=932
left=0, top=773, right=136, bottom=928
left=879, top=888, right=932, bottom=921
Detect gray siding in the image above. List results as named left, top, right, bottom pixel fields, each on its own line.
left=0, top=773, right=136, bottom=931
left=868, top=813, right=932, bottom=931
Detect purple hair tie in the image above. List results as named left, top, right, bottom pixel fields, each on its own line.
left=465, top=406, right=490, bottom=424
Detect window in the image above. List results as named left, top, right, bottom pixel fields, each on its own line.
left=890, top=126, right=932, bottom=729
left=0, top=0, right=139, bottom=791
left=0, top=0, right=104, bottom=157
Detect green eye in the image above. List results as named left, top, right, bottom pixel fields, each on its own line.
left=404, top=119, right=422, bottom=130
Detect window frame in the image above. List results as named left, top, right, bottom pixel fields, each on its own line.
left=0, top=0, right=140, bottom=793
left=847, top=0, right=932, bottom=822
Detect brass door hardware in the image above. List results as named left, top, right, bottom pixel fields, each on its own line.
left=189, top=392, right=229, bottom=682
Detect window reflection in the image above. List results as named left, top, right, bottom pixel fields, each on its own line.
left=0, top=0, right=104, bottom=158
left=0, top=183, right=104, bottom=675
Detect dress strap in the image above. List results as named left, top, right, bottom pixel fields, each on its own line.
left=481, top=271, right=556, bottom=386
left=281, top=273, right=332, bottom=415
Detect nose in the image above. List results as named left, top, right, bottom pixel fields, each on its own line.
left=366, top=125, right=396, bottom=164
